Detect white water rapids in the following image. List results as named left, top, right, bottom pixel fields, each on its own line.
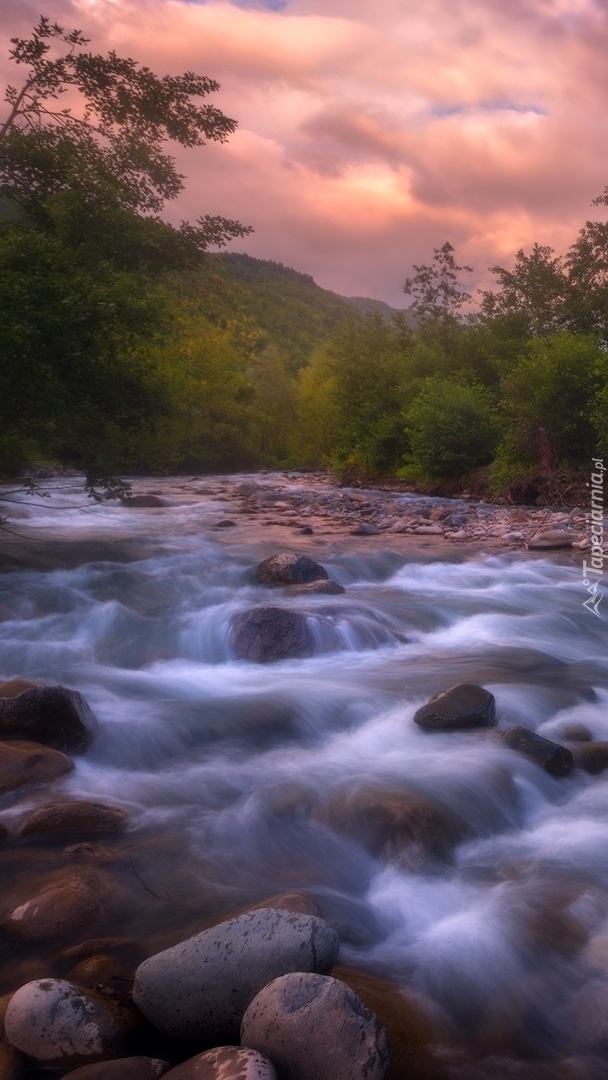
left=1, top=473, right=607, bottom=1059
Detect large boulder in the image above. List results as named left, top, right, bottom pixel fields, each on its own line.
left=132, top=908, right=339, bottom=1041
left=499, top=726, right=573, bottom=777
left=162, top=1047, right=277, bottom=1080
left=313, top=784, right=465, bottom=867
left=255, top=553, right=328, bottom=587
left=413, top=684, right=496, bottom=732
left=230, top=607, right=314, bottom=663
left=527, top=530, right=575, bottom=550
left=1, top=874, right=104, bottom=942
left=0, top=740, right=74, bottom=795
left=240, top=972, right=390, bottom=1080
left=19, top=800, right=128, bottom=839
left=4, top=979, right=137, bottom=1068
left=63, top=1058, right=170, bottom=1080
left=0, top=687, right=97, bottom=752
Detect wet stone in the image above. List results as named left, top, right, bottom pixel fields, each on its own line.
left=0, top=740, right=74, bottom=795
left=413, top=684, right=496, bottom=732
left=230, top=607, right=314, bottom=663
left=500, top=726, right=574, bottom=777
left=122, top=495, right=167, bottom=508
left=350, top=523, right=380, bottom=535
left=255, top=553, right=328, bottom=586
left=19, top=800, right=129, bottom=838
left=571, top=742, right=608, bottom=775
left=0, top=686, right=97, bottom=753
left=284, top=579, right=345, bottom=595
left=0, top=873, right=104, bottom=942
left=162, top=1047, right=277, bottom=1080
left=0, top=680, right=43, bottom=699
left=240, top=972, right=390, bottom=1080
left=212, top=519, right=236, bottom=528
left=527, top=529, right=575, bottom=550
left=62, top=1057, right=170, bottom=1080
left=132, top=908, right=340, bottom=1041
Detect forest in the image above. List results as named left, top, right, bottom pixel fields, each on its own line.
left=1, top=18, right=608, bottom=498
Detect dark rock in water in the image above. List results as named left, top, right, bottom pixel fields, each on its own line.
left=527, top=529, right=575, bottom=550
left=4, top=979, right=138, bottom=1067
left=285, top=579, right=345, bottom=595
left=162, top=1047, right=277, bottom=1080
left=62, top=1058, right=170, bottom=1080
left=19, top=800, right=128, bottom=838
left=122, top=495, right=167, bottom=508
left=500, top=726, right=573, bottom=776
left=230, top=607, right=314, bottom=663
left=313, top=784, right=466, bottom=866
left=414, top=684, right=496, bottom=731
left=561, top=724, right=592, bottom=742
left=0, top=740, right=74, bottom=794
left=571, top=741, right=608, bottom=775
left=0, top=686, right=97, bottom=753
left=255, top=553, right=328, bottom=586
left=0, top=679, right=43, bottom=698
left=132, top=908, right=339, bottom=1041
left=297, top=526, right=314, bottom=535
left=1, top=873, right=104, bottom=942
left=213, top=519, right=236, bottom=528
left=350, top=524, right=380, bottom=535
left=240, top=972, right=389, bottom=1080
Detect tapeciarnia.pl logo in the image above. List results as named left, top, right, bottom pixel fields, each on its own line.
left=582, top=457, right=605, bottom=620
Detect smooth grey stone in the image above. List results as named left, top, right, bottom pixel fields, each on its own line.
left=240, top=972, right=390, bottom=1080
left=133, top=908, right=340, bottom=1040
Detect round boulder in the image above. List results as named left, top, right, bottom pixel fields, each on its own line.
left=413, top=684, right=496, bottom=731
left=240, top=972, right=390, bottom=1080
left=255, top=553, right=328, bottom=587
left=19, top=800, right=128, bottom=838
left=499, top=726, right=573, bottom=777
left=0, top=686, right=97, bottom=753
left=230, top=607, right=314, bottom=663
left=62, top=1058, right=170, bottom=1080
left=0, top=740, right=74, bottom=795
left=1, top=874, right=103, bottom=942
left=4, top=979, right=136, bottom=1067
left=162, top=1047, right=277, bottom=1080
left=132, top=908, right=340, bottom=1041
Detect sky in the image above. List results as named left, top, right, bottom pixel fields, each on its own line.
left=1, top=0, right=608, bottom=305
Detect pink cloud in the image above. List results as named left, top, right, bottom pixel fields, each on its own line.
left=1, top=0, right=607, bottom=304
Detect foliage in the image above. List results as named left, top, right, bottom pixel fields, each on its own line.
left=404, top=379, right=499, bottom=479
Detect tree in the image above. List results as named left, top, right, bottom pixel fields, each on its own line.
left=479, top=244, right=568, bottom=338
left=0, top=16, right=251, bottom=252
left=403, top=242, right=473, bottom=331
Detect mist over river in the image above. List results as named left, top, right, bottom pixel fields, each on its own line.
left=1, top=472, right=608, bottom=1067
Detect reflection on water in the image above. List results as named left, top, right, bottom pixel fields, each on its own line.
left=0, top=474, right=606, bottom=1056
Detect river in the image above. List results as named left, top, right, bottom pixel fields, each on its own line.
left=1, top=472, right=607, bottom=1065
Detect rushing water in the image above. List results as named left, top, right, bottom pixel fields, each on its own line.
left=1, top=473, right=607, bottom=1059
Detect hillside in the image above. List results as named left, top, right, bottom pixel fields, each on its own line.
left=216, top=252, right=407, bottom=370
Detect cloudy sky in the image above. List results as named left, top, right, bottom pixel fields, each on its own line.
left=2, top=0, right=608, bottom=304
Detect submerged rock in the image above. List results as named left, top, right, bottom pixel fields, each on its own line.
left=162, top=1047, right=277, bottom=1080
left=285, top=579, right=345, bottom=595
left=18, top=800, right=128, bottom=838
left=240, top=972, right=390, bottom=1080
left=132, top=908, right=339, bottom=1041
left=571, top=741, right=608, bottom=775
left=122, top=495, right=167, bottom=508
left=413, top=684, right=496, bottom=732
left=500, top=726, right=573, bottom=777
left=0, top=740, right=74, bottom=795
left=255, top=553, right=328, bottom=586
left=0, top=686, right=97, bottom=753
left=1, top=874, right=104, bottom=942
left=230, top=607, right=314, bottom=663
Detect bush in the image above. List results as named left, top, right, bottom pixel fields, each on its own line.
left=404, top=379, right=499, bottom=479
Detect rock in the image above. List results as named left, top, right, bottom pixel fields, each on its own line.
left=500, top=726, right=574, bottom=777
left=0, top=686, right=96, bottom=753
left=350, top=524, right=380, bottom=535
left=132, top=908, right=340, bottom=1040
left=63, top=1058, right=170, bottom=1080
left=162, top=1047, right=277, bottom=1080
left=413, top=684, right=496, bottom=732
left=285, top=580, right=345, bottom=595
left=571, top=742, right=608, bottom=775
left=236, top=481, right=260, bottom=496
left=240, top=972, right=389, bottom=1080
left=313, top=784, right=465, bottom=866
left=1, top=874, right=104, bottom=942
left=255, top=553, right=328, bottom=586
left=297, top=526, right=314, bottom=535
left=19, top=800, right=128, bottom=838
left=213, top=519, right=236, bottom=528
left=122, top=495, right=167, bottom=508
left=561, top=724, right=592, bottom=742
left=527, top=530, right=575, bottom=550
left=0, top=1044, right=22, bottom=1080
left=4, top=979, right=137, bottom=1067
left=0, top=740, right=74, bottom=795
left=414, top=525, right=444, bottom=535
left=0, top=680, right=42, bottom=699
left=332, top=965, right=436, bottom=1080
left=230, top=607, right=314, bottom=663
left=203, top=891, right=324, bottom=929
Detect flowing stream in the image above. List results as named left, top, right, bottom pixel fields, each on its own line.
left=1, top=473, right=607, bottom=1060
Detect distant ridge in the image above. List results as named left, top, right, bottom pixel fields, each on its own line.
left=216, top=252, right=410, bottom=369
